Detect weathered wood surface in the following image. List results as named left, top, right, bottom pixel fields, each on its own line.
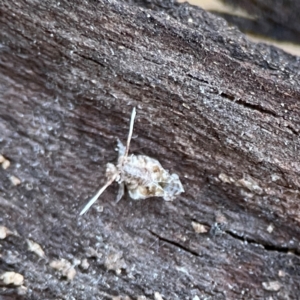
left=1, top=0, right=300, bottom=299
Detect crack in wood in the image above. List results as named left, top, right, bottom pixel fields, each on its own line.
left=221, top=92, right=278, bottom=117
left=224, top=229, right=300, bottom=256
left=75, top=52, right=107, bottom=68
left=147, top=229, right=200, bottom=257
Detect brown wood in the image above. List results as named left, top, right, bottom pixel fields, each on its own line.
left=1, top=0, right=300, bottom=299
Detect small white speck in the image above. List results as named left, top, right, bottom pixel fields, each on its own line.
left=262, top=281, right=281, bottom=291
left=154, top=292, right=164, bottom=300
left=267, top=224, right=274, bottom=233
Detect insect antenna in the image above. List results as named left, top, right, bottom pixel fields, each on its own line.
left=80, top=107, right=136, bottom=215
left=124, top=107, right=136, bottom=158
left=79, top=174, right=117, bottom=215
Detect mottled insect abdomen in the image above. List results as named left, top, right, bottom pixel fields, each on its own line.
left=118, top=150, right=184, bottom=201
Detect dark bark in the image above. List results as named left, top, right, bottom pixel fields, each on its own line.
left=218, top=0, right=300, bottom=43
left=1, top=0, right=300, bottom=299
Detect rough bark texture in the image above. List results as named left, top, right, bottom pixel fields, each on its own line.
left=1, top=0, right=300, bottom=299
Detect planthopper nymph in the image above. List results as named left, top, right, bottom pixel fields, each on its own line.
left=80, top=107, right=184, bottom=215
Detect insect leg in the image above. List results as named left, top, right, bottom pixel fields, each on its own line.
left=117, top=138, right=126, bottom=157
left=116, top=182, right=125, bottom=203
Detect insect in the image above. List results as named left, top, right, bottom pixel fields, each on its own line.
left=80, top=107, right=184, bottom=215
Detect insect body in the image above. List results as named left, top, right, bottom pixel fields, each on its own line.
left=80, top=107, right=184, bottom=215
